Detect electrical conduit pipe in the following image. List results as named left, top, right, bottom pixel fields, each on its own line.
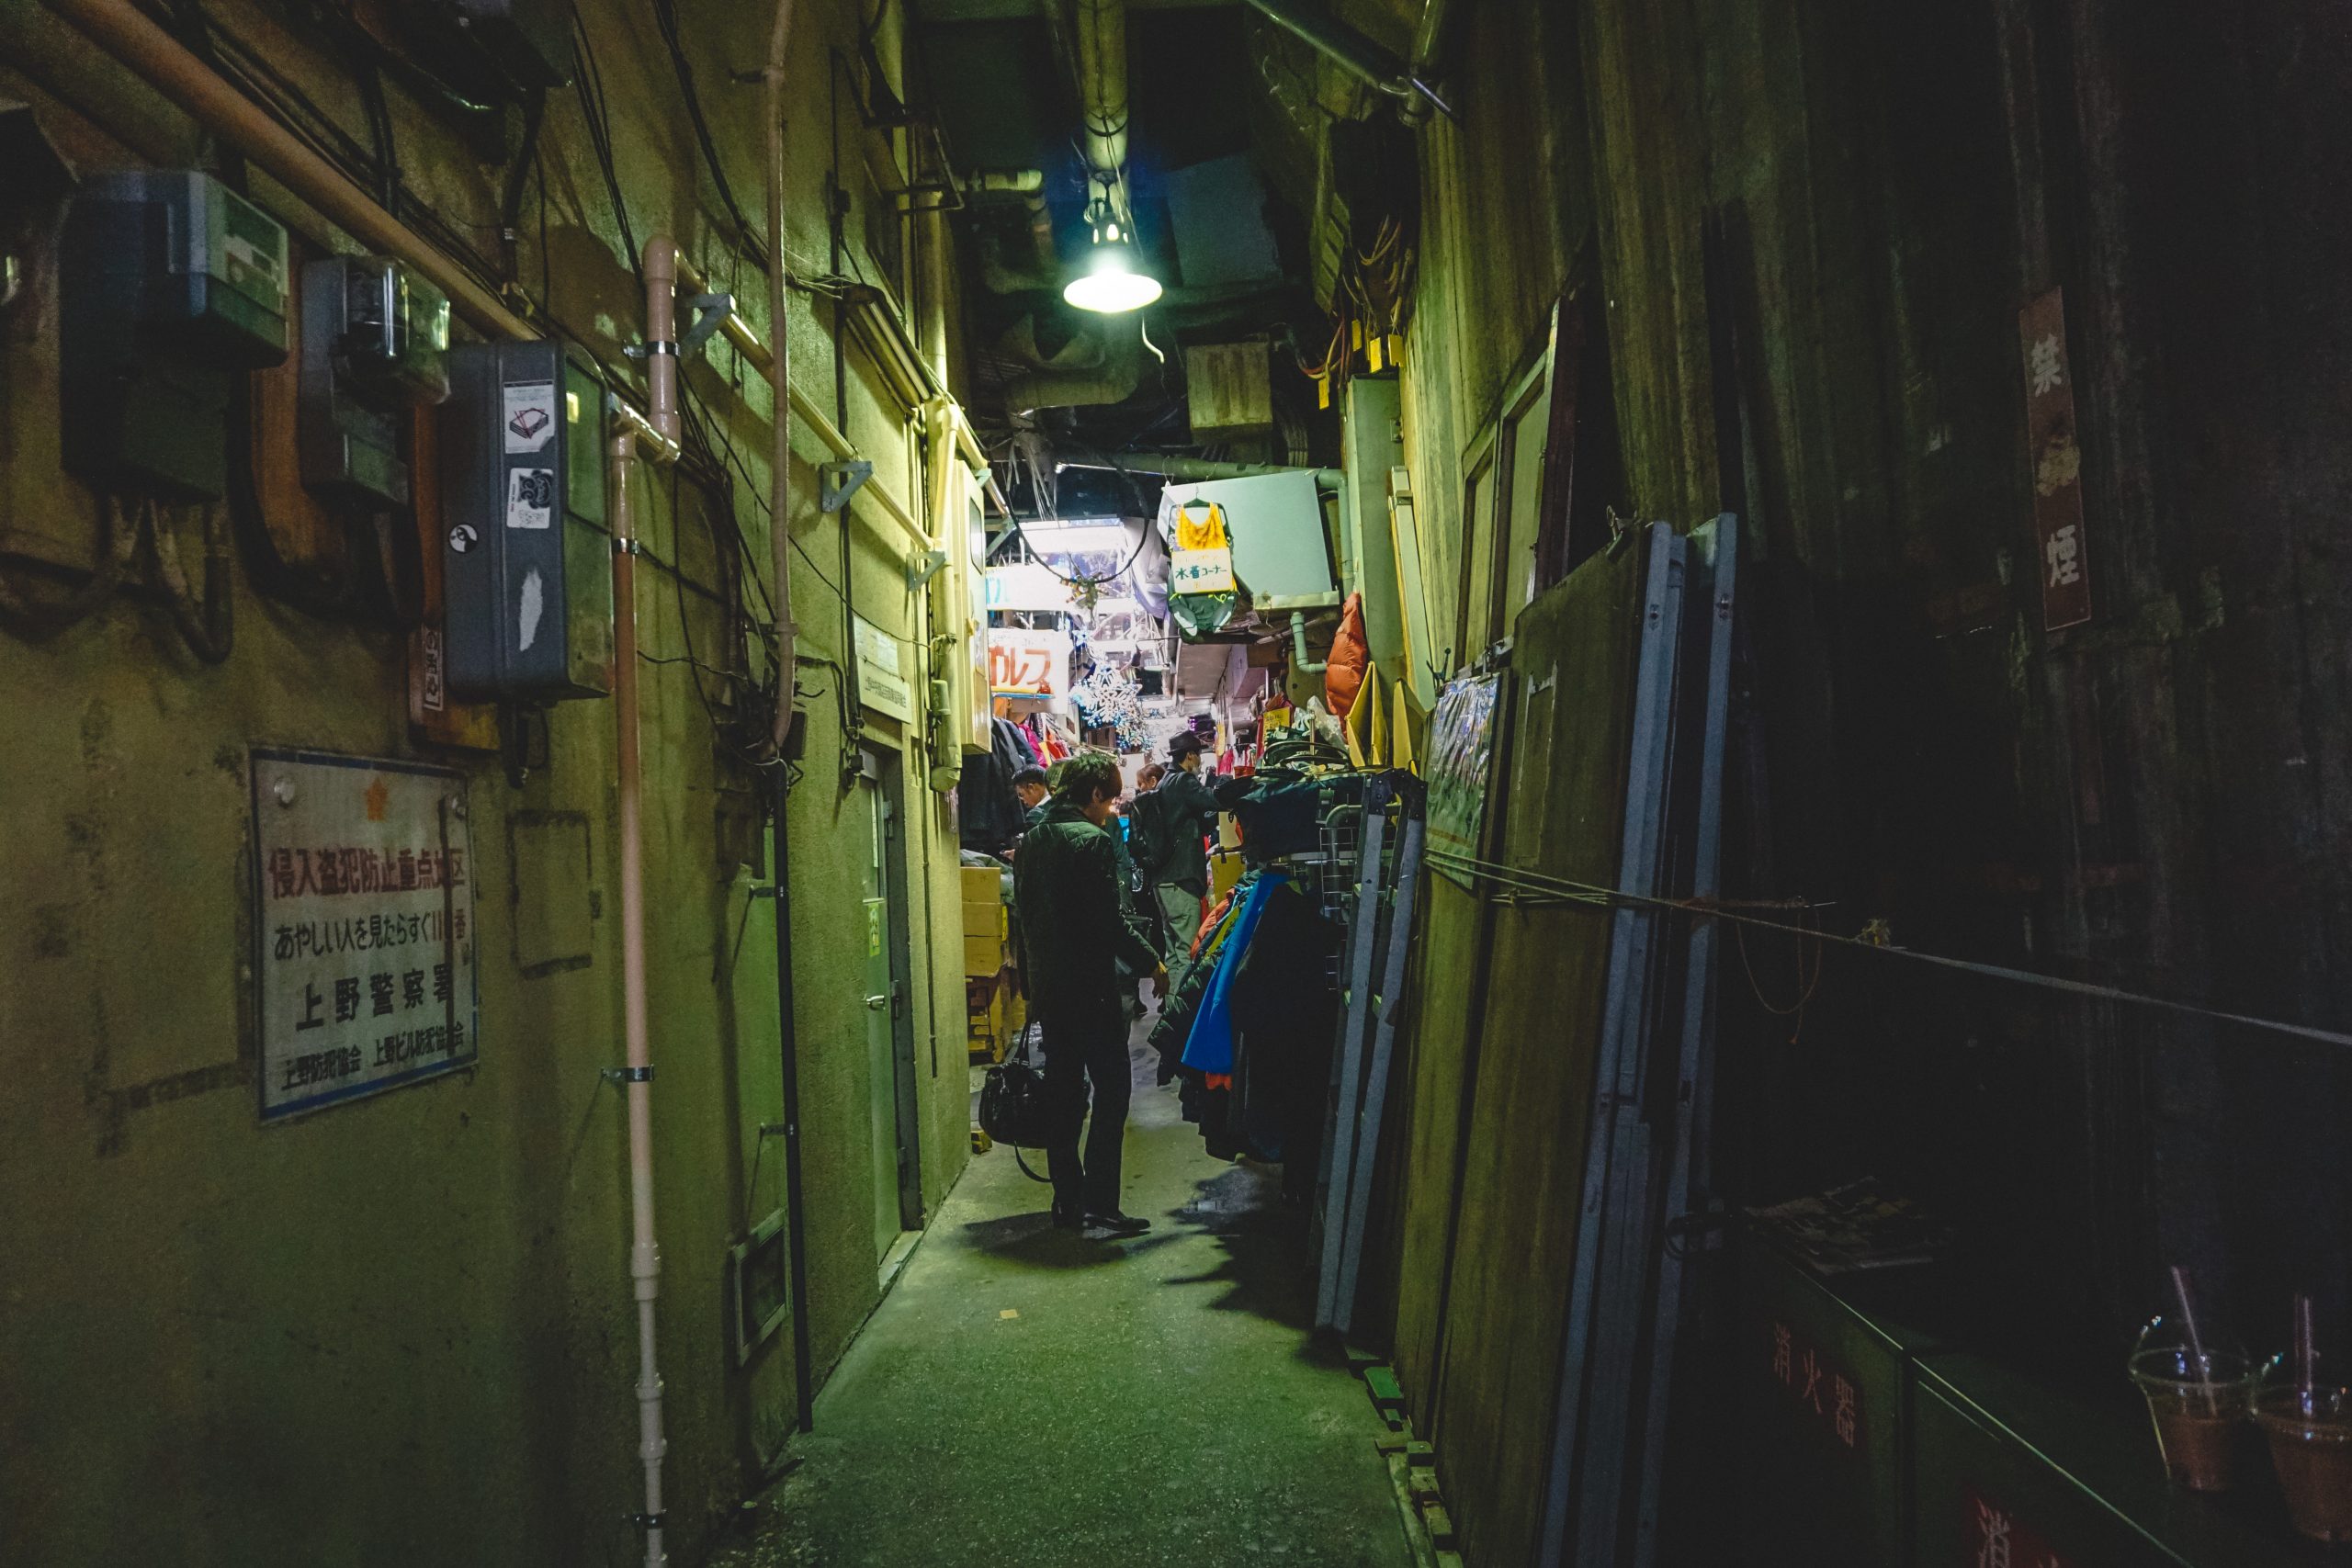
left=1290, top=611, right=1329, bottom=673
left=607, top=412, right=664, bottom=1568
left=41, top=0, right=534, bottom=340
left=763, top=0, right=799, bottom=752
left=609, top=242, right=685, bottom=1568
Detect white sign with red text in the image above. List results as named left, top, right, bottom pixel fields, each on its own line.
left=250, top=750, right=479, bottom=1121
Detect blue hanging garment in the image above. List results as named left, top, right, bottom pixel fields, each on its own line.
left=1182, top=871, right=1289, bottom=1076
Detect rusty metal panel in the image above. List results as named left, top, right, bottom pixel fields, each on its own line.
left=1183, top=341, right=1275, bottom=440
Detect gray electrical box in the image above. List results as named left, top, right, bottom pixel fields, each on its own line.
left=60, top=170, right=290, bottom=499
left=439, top=342, right=611, bottom=700
left=298, top=257, right=451, bottom=506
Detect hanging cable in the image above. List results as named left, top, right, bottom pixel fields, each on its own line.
left=145, top=498, right=235, bottom=663
left=1423, top=845, right=2352, bottom=1055
left=650, top=0, right=771, bottom=271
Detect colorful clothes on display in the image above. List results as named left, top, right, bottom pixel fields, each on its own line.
left=1180, top=871, right=1291, bottom=1077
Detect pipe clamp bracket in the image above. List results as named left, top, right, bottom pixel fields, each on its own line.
left=602, top=1066, right=654, bottom=1084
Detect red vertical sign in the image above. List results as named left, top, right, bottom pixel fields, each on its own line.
left=2018, top=288, right=2091, bottom=632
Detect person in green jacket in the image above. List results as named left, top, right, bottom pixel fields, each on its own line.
left=1013, top=750, right=1168, bottom=1236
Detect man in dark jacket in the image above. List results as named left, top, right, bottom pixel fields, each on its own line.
left=1013, top=766, right=1050, bottom=829
left=1013, top=751, right=1168, bottom=1237
left=1139, top=731, right=1223, bottom=994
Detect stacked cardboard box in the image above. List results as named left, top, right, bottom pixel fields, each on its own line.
left=962, top=863, right=1009, bottom=977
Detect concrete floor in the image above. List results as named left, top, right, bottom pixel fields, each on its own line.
left=708, top=1017, right=1415, bottom=1568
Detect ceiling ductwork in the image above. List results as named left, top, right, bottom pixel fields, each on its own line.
left=965, top=166, right=1061, bottom=294
left=1073, top=0, right=1131, bottom=215
left=997, top=311, right=1144, bottom=412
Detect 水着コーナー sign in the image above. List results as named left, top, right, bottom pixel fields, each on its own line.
left=250, top=749, right=479, bottom=1120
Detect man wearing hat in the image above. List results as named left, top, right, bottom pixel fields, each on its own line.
left=1135, top=729, right=1223, bottom=998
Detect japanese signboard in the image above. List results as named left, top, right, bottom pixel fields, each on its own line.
left=1425, top=669, right=1504, bottom=888
left=986, top=628, right=1071, bottom=694
left=250, top=749, right=478, bottom=1121
left=1767, top=1317, right=1866, bottom=1453
left=2018, top=288, right=2091, bottom=633
left=984, top=562, right=1076, bottom=615
left=1169, top=544, right=1237, bottom=595
left=1962, top=1484, right=2077, bottom=1568
left=854, top=614, right=913, bottom=721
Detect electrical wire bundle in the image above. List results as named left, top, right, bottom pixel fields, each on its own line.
left=1295, top=212, right=1417, bottom=410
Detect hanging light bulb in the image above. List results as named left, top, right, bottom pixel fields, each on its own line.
left=1064, top=196, right=1162, bottom=314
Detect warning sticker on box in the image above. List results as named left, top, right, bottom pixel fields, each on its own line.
left=505, top=468, right=555, bottom=529
left=503, top=380, right=556, bottom=453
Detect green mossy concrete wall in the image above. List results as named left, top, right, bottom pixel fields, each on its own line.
left=0, top=3, right=972, bottom=1562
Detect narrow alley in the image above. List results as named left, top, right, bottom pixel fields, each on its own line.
left=5, top=0, right=2351, bottom=1565
left=711, top=1022, right=1414, bottom=1568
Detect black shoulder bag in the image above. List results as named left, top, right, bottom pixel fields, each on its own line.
left=978, top=1025, right=1083, bottom=1164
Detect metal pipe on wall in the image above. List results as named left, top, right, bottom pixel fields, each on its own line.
left=763, top=0, right=818, bottom=1442
left=1059, top=455, right=1344, bottom=489
left=643, top=237, right=683, bottom=446
left=1240, top=0, right=1411, bottom=98
left=763, top=0, right=800, bottom=753
left=605, top=414, right=669, bottom=1568
left=40, top=0, right=902, bottom=577
left=40, top=0, right=534, bottom=340
left=1239, top=0, right=1451, bottom=119
left=605, top=246, right=690, bottom=1568
left=1408, top=0, right=1454, bottom=78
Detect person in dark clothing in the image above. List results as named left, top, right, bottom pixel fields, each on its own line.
left=1012, top=751, right=1167, bottom=1237
left=958, top=718, right=1038, bottom=854
left=1138, top=731, right=1224, bottom=993
left=1012, top=766, right=1051, bottom=830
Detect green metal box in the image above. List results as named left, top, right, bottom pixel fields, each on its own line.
left=1911, top=1353, right=2326, bottom=1568
left=1736, top=1227, right=1949, bottom=1567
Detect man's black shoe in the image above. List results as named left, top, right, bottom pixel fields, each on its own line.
left=1050, top=1202, right=1084, bottom=1230
left=1082, top=1211, right=1150, bottom=1237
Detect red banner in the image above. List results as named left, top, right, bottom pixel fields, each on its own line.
left=2018, top=288, right=2091, bottom=633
